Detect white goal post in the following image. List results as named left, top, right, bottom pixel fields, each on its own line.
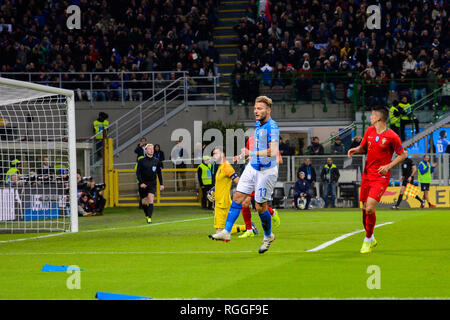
left=0, top=77, right=78, bottom=233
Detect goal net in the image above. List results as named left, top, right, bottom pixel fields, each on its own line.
left=0, top=77, right=78, bottom=233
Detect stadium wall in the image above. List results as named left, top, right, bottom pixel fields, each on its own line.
left=74, top=101, right=353, bottom=165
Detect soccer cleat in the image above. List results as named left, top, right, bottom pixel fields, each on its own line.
left=238, top=230, right=255, bottom=238
left=258, top=234, right=275, bottom=254
left=208, top=230, right=231, bottom=242
left=251, top=222, right=259, bottom=235
left=146, top=217, right=152, bottom=224
left=391, top=205, right=399, bottom=210
left=420, top=201, right=425, bottom=209
left=360, top=240, right=372, bottom=254
left=371, top=238, right=378, bottom=248
left=429, top=203, right=436, bottom=208
left=271, top=209, right=281, bottom=228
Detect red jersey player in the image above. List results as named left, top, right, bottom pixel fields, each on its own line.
left=348, top=106, right=407, bottom=253
left=233, top=136, right=282, bottom=238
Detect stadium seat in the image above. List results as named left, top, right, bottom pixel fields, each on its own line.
left=286, top=186, right=295, bottom=209
left=272, top=187, right=286, bottom=209
left=271, top=86, right=285, bottom=102
left=338, top=183, right=359, bottom=208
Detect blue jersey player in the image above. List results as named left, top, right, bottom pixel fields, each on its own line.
left=210, top=96, right=280, bottom=253
left=436, top=130, right=449, bottom=154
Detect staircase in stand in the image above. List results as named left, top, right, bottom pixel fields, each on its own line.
left=213, top=1, right=247, bottom=98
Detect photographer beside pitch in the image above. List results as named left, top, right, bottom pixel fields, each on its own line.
left=136, top=143, right=164, bottom=224
left=86, top=178, right=106, bottom=215
left=76, top=174, right=106, bottom=216
left=348, top=105, right=407, bottom=254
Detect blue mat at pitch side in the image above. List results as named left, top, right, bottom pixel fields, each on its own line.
left=41, top=264, right=84, bottom=272
left=95, top=292, right=152, bottom=300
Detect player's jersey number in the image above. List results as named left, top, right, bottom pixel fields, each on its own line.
left=258, top=188, right=267, bottom=198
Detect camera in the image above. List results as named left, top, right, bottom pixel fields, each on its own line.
left=94, top=183, right=106, bottom=191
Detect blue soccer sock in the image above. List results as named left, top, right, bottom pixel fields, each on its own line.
left=224, top=201, right=242, bottom=233
left=259, top=209, right=272, bottom=237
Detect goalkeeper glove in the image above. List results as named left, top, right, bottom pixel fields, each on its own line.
left=207, top=187, right=215, bottom=202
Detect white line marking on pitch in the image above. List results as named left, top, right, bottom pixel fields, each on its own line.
left=306, top=221, right=394, bottom=252
left=0, top=217, right=212, bottom=244
left=0, top=219, right=394, bottom=255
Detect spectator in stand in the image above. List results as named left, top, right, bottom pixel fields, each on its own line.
left=297, top=158, right=317, bottom=193
left=232, top=73, right=247, bottom=106
left=321, top=60, right=337, bottom=104
left=135, top=137, right=147, bottom=161
left=295, top=61, right=313, bottom=102
left=154, top=144, right=165, bottom=168
left=205, top=40, right=220, bottom=77
left=350, top=136, right=362, bottom=149
left=246, top=69, right=260, bottom=107
left=413, top=67, right=428, bottom=102
left=37, top=156, right=55, bottom=178
left=307, top=137, right=324, bottom=155
left=331, top=136, right=345, bottom=155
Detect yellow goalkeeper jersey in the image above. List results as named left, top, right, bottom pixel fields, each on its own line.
left=214, top=161, right=236, bottom=209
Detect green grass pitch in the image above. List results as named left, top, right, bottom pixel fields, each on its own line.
left=0, top=206, right=449, bottom=300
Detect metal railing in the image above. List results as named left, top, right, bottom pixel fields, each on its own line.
left=114, top=153, right=450, bottom=184
left=227, top=71, right=448, bottom=114
left=107, top=153, right=450, bottom=208
left=228, top=71, right=356, bottom=113
left=87, top=79, right=188, bottom=183
left=0, top=71, right=223, bottom=107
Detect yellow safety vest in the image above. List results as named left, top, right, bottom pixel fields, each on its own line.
left=398, top=102, right=411, bottom=120
left=418, top=161, right=431, bottom=184
left=198, top=163, right=212, bottom=185
left=6, top=167, right=19, bottom=183
left=54, top=164, right=68, bottom=175
left=389, top=105, right=401, bottom=127
left=93, top=120, right=109, bottom=139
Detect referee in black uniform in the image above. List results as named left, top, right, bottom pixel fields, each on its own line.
left=136, top=144, right=164, bottom=223
left=392, top=156, right=424, bottom=209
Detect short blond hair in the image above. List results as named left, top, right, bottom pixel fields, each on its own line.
left=255, top=96, right=272, bottom=108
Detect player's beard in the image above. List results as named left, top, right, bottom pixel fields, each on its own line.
left=255, top=110, right=268, bottom=122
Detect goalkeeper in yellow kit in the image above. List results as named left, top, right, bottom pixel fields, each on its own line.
left=208, top=146, right=255, bottom=237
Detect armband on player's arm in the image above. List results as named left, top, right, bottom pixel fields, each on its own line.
left=230, top=173, right=239, bottom=182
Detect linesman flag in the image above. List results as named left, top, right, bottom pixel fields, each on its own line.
left=404, top=183, right=419, bottom=198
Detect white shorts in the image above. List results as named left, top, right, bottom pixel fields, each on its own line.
left=236, top=164, right=278, bottom=203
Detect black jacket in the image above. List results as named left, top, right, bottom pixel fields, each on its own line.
left=154, top=145, right=165, bottom=167
left=134, top=144, right=145, bottom=160
left=136, top=156, right=163, bottom=185
left=320, top=164, right=340, bottom=183
left=297, top=164, right=316, bottom=183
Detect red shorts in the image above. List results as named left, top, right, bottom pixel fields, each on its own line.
left=360, top=176, right=390, bottom=203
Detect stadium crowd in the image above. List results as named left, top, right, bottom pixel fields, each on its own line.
left=0, top=0, right=220, bottom=100
left=232, top=0, right=449, bottom=105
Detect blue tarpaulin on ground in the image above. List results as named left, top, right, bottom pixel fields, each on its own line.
left=95, top=292, right=152, bottom=300
left=41, top=264, right=84, bottom=272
